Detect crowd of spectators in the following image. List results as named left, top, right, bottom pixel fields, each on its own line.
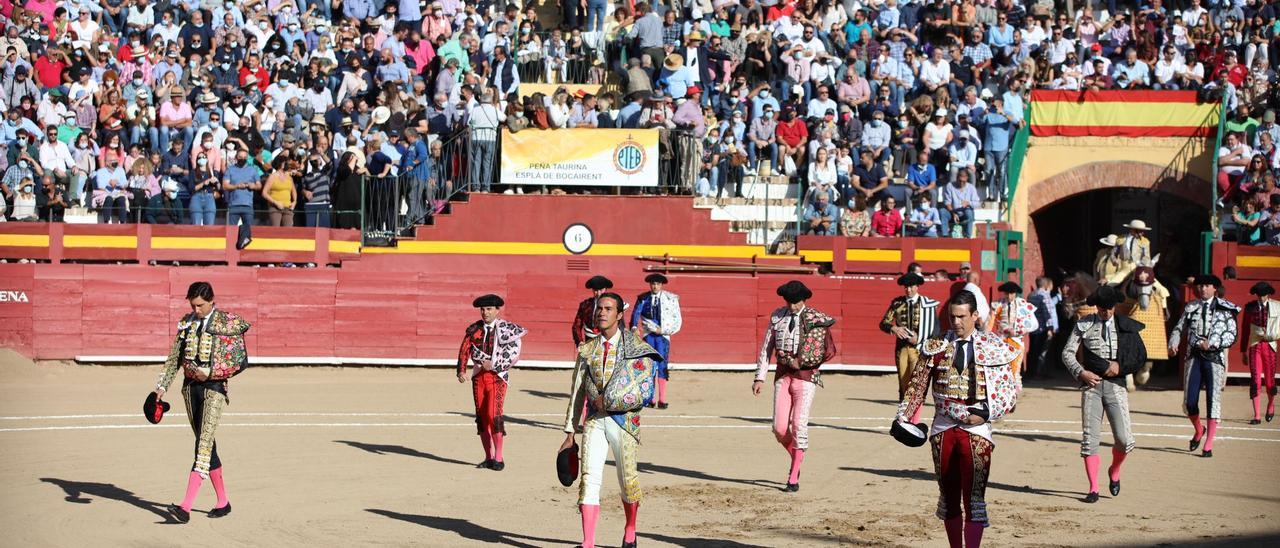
left=0, top=0, right=1259, bottom=246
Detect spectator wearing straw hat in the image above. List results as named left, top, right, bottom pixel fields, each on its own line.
left=1094, top=234, right=1123, bottom=282
left=1117, top=219, right=1152, bottom=270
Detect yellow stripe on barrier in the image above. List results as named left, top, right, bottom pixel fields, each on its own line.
left=329, top=240, right=362, bottom=254
left=846, top=249, right=902, bottom=262
left=914, top=248, right=971, bottom=262
left=799, top=249, right=834, bottom=262
left=63, top=235, right=138, bottom=248
left=1237, top=254, right=1280, bottom=269
left=152, top=237, right=225, bottom=250
left=243, top=238, right=316, bottom=252
left=0, top=234, right=50, bottom=247
left=365, top=240, right=785, bottom=259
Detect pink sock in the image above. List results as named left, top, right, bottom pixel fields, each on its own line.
left=1189, top=415, right=1203, bottom=440
left=580, top=504, right=600, bottom=548
left=1268, top=393, right=1276, bottom=414
left=622, top=500, right=639, bottom=543
left=479, top=428, right=494, bottom=461
left=1083, top=455, right=1101, bottom=493
left=1205, top=419, right=1218, bottom=451
left=1253, top=397, right=1262, bottom=420
left=493, top=433, right=504, bottom=462
left=209, top=467, right=229, bottom=508
left=179, top=471, right=203, bottom=512
left=657, top=377, right=667, bottom=404
left=1108, top=447, right=1127, bottom=482
left=788, top=449, right=805, bottom=484
left=910, top=406, right=923, bottom=425
left=964, top=521, right=985, bottom=548
left=944, top=516, right=964, bottom=548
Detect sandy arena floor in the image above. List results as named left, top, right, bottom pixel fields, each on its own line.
left=0, top=350, right=1277, bottom=547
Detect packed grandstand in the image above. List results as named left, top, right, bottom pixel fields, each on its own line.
left=0, top=0, right=1271, bottom=247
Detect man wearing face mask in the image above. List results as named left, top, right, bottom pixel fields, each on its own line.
left=2, top=66, right=39, bottom=111
left=222, top=149, right=261, bottom=249
left=5, top=132, right=43, bottom=185
left=94, top=155, right=129, bottom=224
left=145, top=178, right=186, bottom=224
left=862, top=109, right=893, bottom=165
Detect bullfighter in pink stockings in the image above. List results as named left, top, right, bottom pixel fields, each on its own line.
left=753, top=280, right=837, bottom=493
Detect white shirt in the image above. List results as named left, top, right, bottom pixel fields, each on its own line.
left=920, top=59, right=951, bottom=87
left=1154, top=59, right=1185, bottom=84
left=963, top=282, right=991, bottom=325
left=39, top=140, right=76, bottom=172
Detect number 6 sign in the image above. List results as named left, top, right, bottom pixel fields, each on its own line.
left=563, top=223, right=594, bottom=255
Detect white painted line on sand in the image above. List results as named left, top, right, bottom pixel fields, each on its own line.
left=1, top=421, right=1277, bottom=443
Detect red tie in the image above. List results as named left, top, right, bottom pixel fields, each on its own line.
left=602, top=340, right=612, bottom=365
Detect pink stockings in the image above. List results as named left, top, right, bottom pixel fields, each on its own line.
left=180, top=467, right=228, bottom=511
left=944, top=516, right=985, bottom=548
left=579, top=500, right=637, bottom=548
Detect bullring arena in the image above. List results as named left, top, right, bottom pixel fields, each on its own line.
left=1, top=352, right=1278, bottom=547
left=6, top=3, right=1280, bottom=541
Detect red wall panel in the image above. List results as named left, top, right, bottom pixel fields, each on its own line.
left=1, top=263, right=1264, bottom=377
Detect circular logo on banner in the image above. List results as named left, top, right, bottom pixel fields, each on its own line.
left=563, top=223, right=594, bottom=255
left=613, top=139, right=646, bottom=175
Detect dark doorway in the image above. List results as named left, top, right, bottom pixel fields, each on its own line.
left=1033, top=188, right=1209, bottom=282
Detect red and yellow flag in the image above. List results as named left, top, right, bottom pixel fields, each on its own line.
left=1030, top=90, right=1220, bottom=138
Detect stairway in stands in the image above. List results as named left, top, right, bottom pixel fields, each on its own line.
left=694, top=172, right=1004, bottom=251
left=693, top=173, right=799, bottom=251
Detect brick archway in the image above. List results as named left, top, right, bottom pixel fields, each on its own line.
left=1023, top=161, right=1211, bottom=279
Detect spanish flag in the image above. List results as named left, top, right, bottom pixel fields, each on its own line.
left=1030, top=90, right=1221, bottom=138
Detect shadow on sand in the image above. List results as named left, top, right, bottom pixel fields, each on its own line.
left=366, top=509, right=572, bottom=547
left=335, top=440, right=475, bottom=467
left=39, top=477, right=181, bottom=524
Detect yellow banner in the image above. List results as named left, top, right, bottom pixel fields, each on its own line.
left=501, top=128, right=660, bottom=187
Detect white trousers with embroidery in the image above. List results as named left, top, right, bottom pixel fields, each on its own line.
left=579, top=415, right=641, bottom=505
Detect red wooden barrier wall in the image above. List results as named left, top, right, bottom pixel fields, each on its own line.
left=1, top=263, right=961, bottom=368
left=1, top=264, right=1267, bottom=376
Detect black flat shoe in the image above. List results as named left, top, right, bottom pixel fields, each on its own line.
left=1083, top=492, right=1099, bottom=503
left=1250, top=419, right=1262, bottom=425
left=622, top=541, right=637, bottom=548
left=1109, top=480, right=1120, bottom=497
left=1268, top=412, right=1275, bottom=422
left=1188, top=437, right=1201, bottom=452
left=657, top=402, right=669, bottom=409
left=785, top=483, right=799, bottom=492
left=490, top=460, right=505, bottom=471
left=1202, top=449, right=1213, bottom=458
left=479, top=459, right=494, bottom=469
left=167, top=504, right=190, bottom=523
left=209, top=503, right=231, bottom=518
left=644, top=402, right=655, bottom=408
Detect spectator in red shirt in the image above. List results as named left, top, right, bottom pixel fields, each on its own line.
left=775, top=107, right=808, bottom=176
left=239, top=54, right=270, bottom=93
left=33, top=48, right=70, bottom=89
left=871, top=196, right=903, bottom=237
left=1212, top=51, right=1247, bottom=88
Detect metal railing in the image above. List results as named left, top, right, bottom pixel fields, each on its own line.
left=357, top=127, right=701, bottom=247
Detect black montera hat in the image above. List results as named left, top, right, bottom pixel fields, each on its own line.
left=644, top=273, right=669, bottom=284
left=143, top=392, right=170, bottom=425
left=897, top=273, right=925, bottom=287
left=777, top=280, right=813, bottom=304
left=473, top=294, right=504, bottom=308
left=585, top=275, right=614, bottom=290
left=556, top=442, right=580, bottom=487
left=890, top=419, right=928, bottom=448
